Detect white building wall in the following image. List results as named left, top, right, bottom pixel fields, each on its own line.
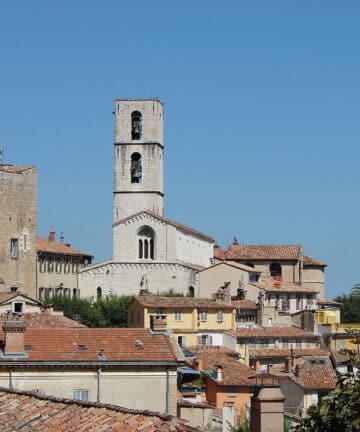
left=79, top=262, right=197, bottom=298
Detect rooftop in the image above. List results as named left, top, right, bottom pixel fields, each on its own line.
left=230, top=327, right=319, bottom=340
left=250, top=348, right=329, bottom=359
left=0, top=328, right=177, bottom=363
left=225, top=244, right=303, bottom=261
left=251, top=276, right=318, bottom=293
left=188, top=346, right=255, bottom=386
left=293, top=358, right=337, bottom=390
left=37, top=237, right=93, bottom=257
left=0, top=164, right=35, bottom=174
left=0, top=387, right=197, bottom=432
left=0, top=312, right=86, bottom=329
left=134, top=293, right=233, bottom=310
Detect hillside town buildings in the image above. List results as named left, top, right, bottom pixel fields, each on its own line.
left=0, top=98, right=355, bottom=430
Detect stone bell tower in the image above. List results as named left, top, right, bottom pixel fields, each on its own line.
left=113, top=99, right=164, bottom=222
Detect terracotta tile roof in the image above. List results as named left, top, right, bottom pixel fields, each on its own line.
left=225, top=244, right=302, bottom=261
left=250, top=348, right=329, bottom=359
left=293, top=358, right=337, bottom=390
left=37, top=237, right=93, bottom=257
left=0, top=164, right=35, bottom=174
left=134, top=294, right=234, bottom=310
left=188, top=346, right=255, bottom=386
left=231, top=327, right=318, bottom=340
left=251, top=276, right=318, bottom=293
left=214, top=246, right=226, bottom=260
left=0, top=387, right=198, bottom=431
left=303, top=255, right=327, bottom=267
left=0, top=312, right=86, bottom=329
left=113, top=210, right=214, bottom=243
left=317, top=298, right=341, bottom=306
left=0, top=328, right=177, bottom=362
left=231, top=299, right=258, bottom=309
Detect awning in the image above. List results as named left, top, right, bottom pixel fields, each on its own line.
left=177, top=367, right=200, bottom=375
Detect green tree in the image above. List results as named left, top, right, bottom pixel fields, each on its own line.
left=334, top=293, right=360, bottom=323
left=45, top=295, right=132, bottom=327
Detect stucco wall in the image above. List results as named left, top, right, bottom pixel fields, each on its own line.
left=0, top=367, right=177, bottom=415
left=0, top=167, right=37, bottom=297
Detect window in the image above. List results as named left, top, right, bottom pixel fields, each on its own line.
left=97, top=287, right=102, bottom=300
left=55, top=258, right=62, bottom=273
left=12, top=302, right=24, bottom=313
left=178, top=335, right=186, bottom=347
left=72, top=389, right=89, bottom=401
left=10, top=287, right=18, bottom=292
left=131, top=152, right=142, bottom=183
left=228, top=387, right=236, bottom=397
left=72, top=259, right=78, bottom=274
left=270, top=262, right=282, bottom=277
left=259, top=339, right=269, bottom=348
left=138, top=226, right=155, bottom=260
left=39, top=258, right=46, bottom=273
left=216, top=310, right=224, bottom=322
left=199, top=310, right=207, bottom=322
left=249, top=273, right=259, bottom=282
left=296, top=295, right=302, bottom=310
left=47, top=258, right=53, bottom=273
left=64, top=258, right=70, bottom=274
left=131, top=111, right=142, bottom=140
left=295, top=339, right=302, bottom=348
left=188, top=286, right=195, bottom=297
left=174, top=310, right=182, bottom=321
left=283, top=340, right=289, bottom=349
left=10, top=239, right=18, bottom=258
left=198, top=334, right=213, bottom=346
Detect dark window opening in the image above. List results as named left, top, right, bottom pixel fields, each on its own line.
left=131, top=111, right=142, bottom=140
left=13, top=302, right=23, bottom=313
left=97, top=287, right=102, bottom=300
left=10, top=239, right=18, bottom=258
left=270, top=262, right=282, bottom=277
left=138, top=227, right=155, bottom=260
left=188, top=286, right=195, bottom=297
left=131, top=152, right=142, bottom=183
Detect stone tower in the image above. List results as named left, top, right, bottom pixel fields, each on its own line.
left=113, top=99, right=164, bottom=222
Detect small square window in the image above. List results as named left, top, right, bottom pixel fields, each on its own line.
left=174, top=310, right=182, bottom=321
left=199, top=310, right=207, bottom=322
left=13, top=302, right=24, bottom=313
left=72, top=389, right=89, bottom=401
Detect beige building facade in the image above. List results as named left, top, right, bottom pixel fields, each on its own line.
left=0, top=165, right=37, bottom=297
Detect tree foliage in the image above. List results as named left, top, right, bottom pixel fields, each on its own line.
left=45, top=295, right=132, bottom=327
left=334, top=292, right=360, bottom=323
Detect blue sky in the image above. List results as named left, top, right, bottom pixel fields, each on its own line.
left=1, top=1, right=359, bottom=298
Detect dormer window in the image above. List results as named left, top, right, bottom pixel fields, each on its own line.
left=12, top=301, right=24, bottom=313
left=131, top=111, right=142, bottom=140
left=270, top=262, right=282, bottom=277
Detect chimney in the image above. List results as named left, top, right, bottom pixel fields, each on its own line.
left=254, top=359, right=260, bottom=372
left=267, top=364, right=273, bottom=374
left=59, top=232, right=64, bottom=244
left=295, top=364, right=301, bottom=377
left=285, top=357, right=292, bottom=373
left=193, top=358, right=203, bottom=371
left=291, top=347, right=296, bottom=368
left=3, top=315, right=26, bottom=355
left=48, top=229, right=55, bottom=242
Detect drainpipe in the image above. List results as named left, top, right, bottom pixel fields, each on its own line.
left=97, top=367, right=102, bottom=402
left=9, top=368, right=13, bottom=389
left=165, top=367, right=169, bottom=413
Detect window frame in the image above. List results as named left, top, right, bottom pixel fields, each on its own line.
left=174, top=310, right=182, bottom=321
left=10, top=238, right=19, bottom=258
left=199, top=310, right=207, bottom=322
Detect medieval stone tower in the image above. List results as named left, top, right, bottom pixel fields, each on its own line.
left=113, top=99, right=164, bottom=222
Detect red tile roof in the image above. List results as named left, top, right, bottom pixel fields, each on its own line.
left=225, top=244, right=302, bottom=261
left=317, top=298, right=341, bottom=306
left=214, top=246, right=226, bottom=260
left=0, top=164, right=35, bottom=174
left=0, top=328, right=177, bottom=362
left=231, top=327, right=318, bottom=340
left=0, top=312, right=86, bottom=329
left=189, top=346, right=255, bottom=386
left=250, top=348, right=329, bottom=359
left=134, top=294, right=234, bottom=310
left=251, top=276, right=318, bottom=293
left=303, top=255, right=327, bottom=267
left=294, top=358, right=337, bottom=390
left=0, top=387, right=198, bottom=431
left=37, top=237, right=92, bottom=257
left=0, top=291, right=42, bottom=306
left=231, top=300, right=258, bottom=309
left=113, top=210, right=214, bottom=243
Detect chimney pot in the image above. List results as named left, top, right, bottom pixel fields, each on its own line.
left=3, top=316, right=26, bottom=355
left=48, top=230, right=55, bottom=242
